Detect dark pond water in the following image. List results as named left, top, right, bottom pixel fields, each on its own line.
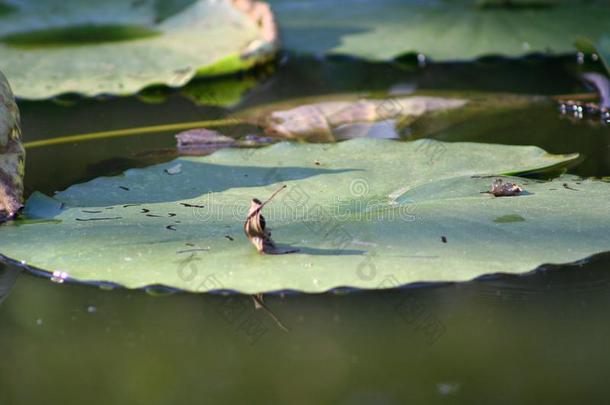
left=1, top=54, right=610, bottom=403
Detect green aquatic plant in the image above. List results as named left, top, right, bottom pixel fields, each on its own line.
left=0, top=0, right=277, bottom=99
left=2, top=138, right=608, bottom=294
left=268, top=0, right=610, bottom=61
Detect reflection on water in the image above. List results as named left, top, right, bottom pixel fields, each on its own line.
left=1, top=253, right=610, bottom=403
left=0, top=266, right=18, bottom=307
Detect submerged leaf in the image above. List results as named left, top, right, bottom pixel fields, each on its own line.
left=0, top=139, right=599, bottom=294
left=263, top=96, right=468, bottom=141
left=176, top=128, right=237, bottom=155
left=181, top=74, right=261, bottom=107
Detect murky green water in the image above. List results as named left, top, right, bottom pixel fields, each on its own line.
left=2, top=55, right=610, bottom=403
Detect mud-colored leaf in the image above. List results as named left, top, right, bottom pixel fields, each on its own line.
left=0, top=70, right=24, bottom=221
left=0, top=0, right=277, bottom=99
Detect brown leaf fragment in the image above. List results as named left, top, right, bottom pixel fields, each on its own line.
left=490, top=178, right=522, bottom=197
left=244, top=185, right=298, bottom=254
left=0, top=71, right=24, bottom=222
left=263, top=97, right=468, bottom=141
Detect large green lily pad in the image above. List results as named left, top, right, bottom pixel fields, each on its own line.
left=0, top=0, right=277, bottom=99
left=2, top=139, right=609, bottom=294
left=268, top=0, right=610, bottom=61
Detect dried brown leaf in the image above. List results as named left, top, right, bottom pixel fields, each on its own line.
left=243, top=185, right=298, bottom=254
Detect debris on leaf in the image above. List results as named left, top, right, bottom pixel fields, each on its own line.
left=244, top=185, right=298, bottom=254
left=244, top=185, right=282, bottom=254
left=490, top=178, right=523, bottom=197
left=164, top=163, right=182, bottom=175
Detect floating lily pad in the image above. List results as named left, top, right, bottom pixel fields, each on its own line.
left=0, top=139, right=601, bottom=294
left=0, top=0, right=277, bottom=99
left=268, top=0, right=610, bottom=61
